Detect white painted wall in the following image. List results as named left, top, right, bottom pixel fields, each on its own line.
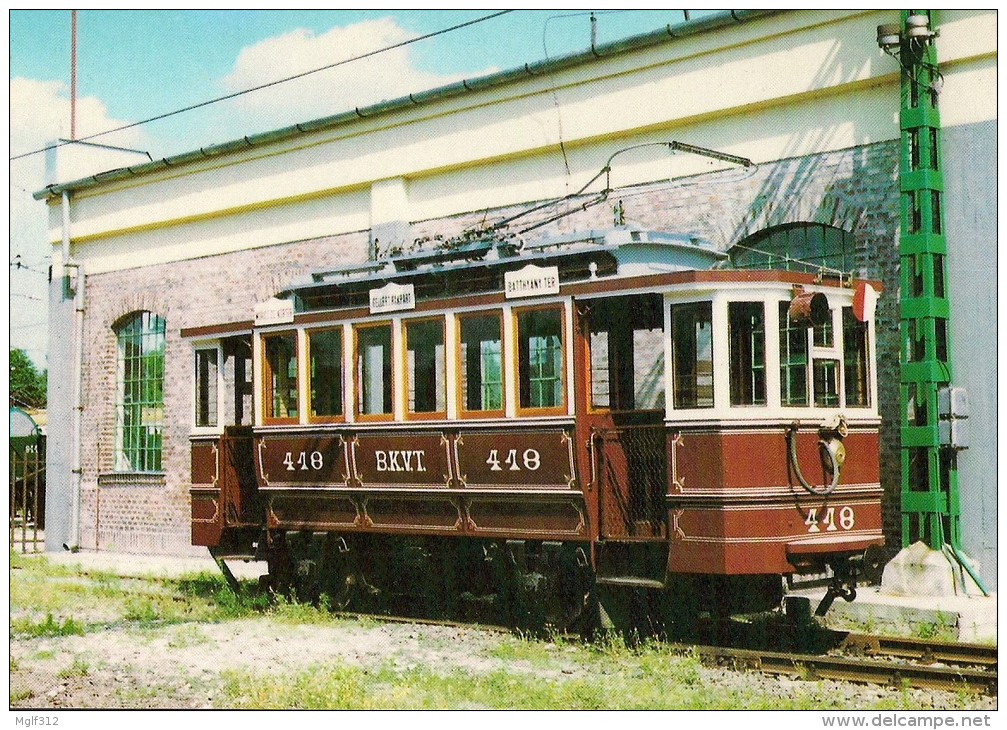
left=42, top=10, right=995, bottom=275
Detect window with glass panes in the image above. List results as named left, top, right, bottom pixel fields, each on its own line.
left=263, top=333, right=299, bottom=422
left=728, top=302, right=766, bottom=406
left=194, top=347, right=219, bottom=428
left=406, top=319, right=446, bottom=416
left=588, top=294, right=664, bottom=411
left=517, top=308, right=564, bottom=412
left=115, top=312, right=166, bottom=472
left=356, top=324, right=393, bottom=418
left=459, top=313, right=503, bottom=414
left=309, top=329, right=343, bottom=420
left=670, top=302, right=713, bottom=409
left=842, top=307, right=871, bottom=407
left=778, top=302, right=809, bottom=406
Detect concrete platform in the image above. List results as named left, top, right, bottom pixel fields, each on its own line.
left=789, top=585, right=997, bottom=644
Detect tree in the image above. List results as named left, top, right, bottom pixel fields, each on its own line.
left=10, top=348, right=46, bottom=409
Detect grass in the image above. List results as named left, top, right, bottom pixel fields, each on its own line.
left=9, top=553, right=370, bottom=642
left=913, top=612, right=958, bottom=642
left=57, top=656, right=91, bottom=679
left=11, top=613, right=86, bottom=638
left=216, top=649, right=947, bottom=711
left=10, top=689, right=35, bottom=704
left=9, top=553, right=992, bottom=711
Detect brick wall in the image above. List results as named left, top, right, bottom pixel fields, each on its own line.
left=77, top=141, right=903, bottom=557
left=77, top=230, right=369, bottom=555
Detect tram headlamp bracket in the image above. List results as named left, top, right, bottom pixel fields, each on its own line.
left=788, top=416, right=848, bottom=496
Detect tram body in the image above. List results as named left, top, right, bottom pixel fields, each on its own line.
left=187, top=228, right=883, bottom=626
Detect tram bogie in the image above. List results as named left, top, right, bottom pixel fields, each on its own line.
left=186, top=228, right=884, bottom=630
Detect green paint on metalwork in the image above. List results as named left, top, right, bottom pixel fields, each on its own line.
left=895, top=11, right=960, bottom=554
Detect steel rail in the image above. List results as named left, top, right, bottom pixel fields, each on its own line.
left=837, top=633, right=998, bottom=669
left=291, top=609, right=997, bottom=694
left=671, top=643, right=997, bottom=696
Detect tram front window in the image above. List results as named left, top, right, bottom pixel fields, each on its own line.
left=356, top=324, right=393, bottom=417
left=406, top=319, right=446, bottom=416
left=459, top=313, right=503, bottom=415
left=587, top=294, right=664, bottom=411
left=671, top=302, right=713, bottom=409
left=517, top=307, right=564, bottom=413
left=728, top=302, right=766, bottom=406
left=779, top=302, right=810, bottom=407
left=843, top=307, right=871, bottom=407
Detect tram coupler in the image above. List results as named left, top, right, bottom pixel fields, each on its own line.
left=815, top=576, right=857, bottom=617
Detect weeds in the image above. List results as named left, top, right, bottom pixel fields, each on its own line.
left=10, top=689, right=34, bottom=704
left=57, top=656, right=91, bottom=679
left=914, top=612, right=957, bottom=641
left=11, top=613, right=85, bottom=638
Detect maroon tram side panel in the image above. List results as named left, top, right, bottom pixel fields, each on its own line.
left=190, top=438, right=222, bottom=547
left=668, top=428, right=883, bottom=575
left=248, top=426, right=589, bottom=542
left=190, top=428, right=263, bottom=547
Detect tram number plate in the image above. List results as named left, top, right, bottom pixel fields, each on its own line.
left=805, top=506, right=855, bottom=533
left=486, top=448, right=541, bottom=472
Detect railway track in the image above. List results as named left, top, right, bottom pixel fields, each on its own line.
left=329, top=609, right=997, bottom=696
left=678, top=639, right=997, bottom=696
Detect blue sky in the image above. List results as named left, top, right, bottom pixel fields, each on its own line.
left=10, top=10, right=704, bottom=158
left=9, top=9, right=710, bottom=368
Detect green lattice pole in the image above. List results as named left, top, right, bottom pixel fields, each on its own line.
left=893, top=11, right=965, bottom=555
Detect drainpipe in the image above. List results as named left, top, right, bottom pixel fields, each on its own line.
left=62, top=191, right=85, bottom=551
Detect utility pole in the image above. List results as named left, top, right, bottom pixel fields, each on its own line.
left=71, top=9, right=77, bottom=140
left=879, top=11, right=986, bottom=593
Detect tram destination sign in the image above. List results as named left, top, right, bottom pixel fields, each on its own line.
left=254, top=297, right=295, bottom=326
left=505, top=264, right=560, bottom=299
left=370, top=282, right=416, bottom=314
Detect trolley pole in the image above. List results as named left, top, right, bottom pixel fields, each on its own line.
left=884, top=11, right=984, bottom=592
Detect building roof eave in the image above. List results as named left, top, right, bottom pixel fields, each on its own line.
left=33, top=9, right=781, bottom=202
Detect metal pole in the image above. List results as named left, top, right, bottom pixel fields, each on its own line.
left=894, top=12, right=986, bottom=595
left=71, top=10, right=77, bottom=140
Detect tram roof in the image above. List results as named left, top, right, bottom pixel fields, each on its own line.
left=280, top=227, right=726, bottom=302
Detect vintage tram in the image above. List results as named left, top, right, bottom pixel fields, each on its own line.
left=186, top=227, right=883, bottom=631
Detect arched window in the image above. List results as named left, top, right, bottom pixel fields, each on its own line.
left=729, top=223, right=855, bottom=273
left=114, top=312, right=166, bottom=472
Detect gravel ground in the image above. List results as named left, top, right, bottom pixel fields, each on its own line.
left=10, top=551, right=998, bottom=711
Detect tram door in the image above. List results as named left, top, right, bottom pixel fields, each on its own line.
left=577, top=294, right=668, bottom=540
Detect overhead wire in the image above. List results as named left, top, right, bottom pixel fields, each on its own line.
left=9, top=10, right=515, bottom=162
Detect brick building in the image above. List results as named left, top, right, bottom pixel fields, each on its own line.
left=38, top=10, right=997, bottom=587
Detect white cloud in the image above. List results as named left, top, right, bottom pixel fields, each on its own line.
left=9, top=77, right=150, bottom=368
left=220, top=17, right=496, bottom=131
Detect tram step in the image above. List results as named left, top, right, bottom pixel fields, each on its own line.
left=596, top=576, right=666, bottom=590
left=212, top=553, right=257, bottom=562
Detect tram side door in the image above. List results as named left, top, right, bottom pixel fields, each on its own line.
left=575, top=295, right=668, bottom=541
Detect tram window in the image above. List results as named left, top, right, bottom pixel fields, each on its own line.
left=406, top=318, right=446, bottom=417
left=813, top=359, right=840, bottom=407
left=308, top=329, right=343, bottom=420
left=729, top=302, right=766, bottom=406
left=588, top=294, right=664, bottom=411
left=842, top=308, right=870, bottom=407
left=224, top=336, right=253, bottom=426
left=194, top=347, right=219, bottom=428
left=779, top=302, right=809, bottom=407
left=356, top=324, right=393, bottom=418
left=517, top=307, right=565, bottom=413
left=813, top=312, right=834, bottom=348
left=459, top=313, right=503, bottom=415
left=671, top=302, right=713, bottom=409
left=263, top=333, right=298, bottom=422
left=590, top=329, right=611, bottom=409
